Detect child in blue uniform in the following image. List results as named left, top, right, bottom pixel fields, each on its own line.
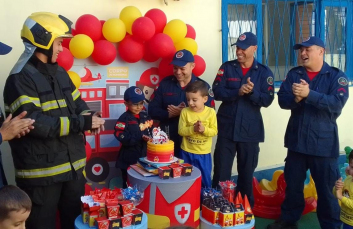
left=114, top=86, right=153, bottom=188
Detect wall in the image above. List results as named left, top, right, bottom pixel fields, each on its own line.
left=0, top=0, right=352, bottom=184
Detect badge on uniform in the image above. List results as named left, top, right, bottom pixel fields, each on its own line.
left=338, top=88, right=347, bottom=96
left=239, top=34, right=246, bottom=41
left=134, top=87, right=143, bottom=95
left=217, top=69, right=224, bottom=76
left=208, top=88, right=214, bottom=97
left=267, top=76, right=274, bottom=85
left=176, top=51, right=184, bottom=58
left=338, top=77, right=348, bottom=86
left=116, top=122, right=126, bottom=130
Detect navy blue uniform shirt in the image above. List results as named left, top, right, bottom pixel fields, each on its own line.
left=278, top=62, right=349, bottom=158
left=212, top=59, right=274, bottom=142
left=148, top=74, right=215, bottom=136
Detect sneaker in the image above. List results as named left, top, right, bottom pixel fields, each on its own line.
left=267, top=219, right=298, bottom=229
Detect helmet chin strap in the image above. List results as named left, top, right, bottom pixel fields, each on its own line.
left=36, top=44, right=54, bottom=64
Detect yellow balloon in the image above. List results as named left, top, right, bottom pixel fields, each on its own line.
left=69, top=34, right=94, bottom=59
left=119, top=6, right=142, bottom=35
left=103, top=18, right=126, bottom=42
left=175, top=37, right=198, bottom=55
left=67, top=71, right=81, bottom=89
left=163, top=19, right=187, bottom=44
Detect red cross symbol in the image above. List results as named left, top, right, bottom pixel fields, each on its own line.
left=178, top=206, right=188, bottom=219
left=152, top=75, right=158, bottom=83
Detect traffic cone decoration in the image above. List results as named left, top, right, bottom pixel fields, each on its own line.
left=243, top=194, right=253, bottom=214
left=235, top=192, right=243, bottom=205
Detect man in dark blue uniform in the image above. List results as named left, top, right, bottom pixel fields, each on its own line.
left=267, top=37, right=348, bottom=229
left=211, top=32, right=274, bottom=207
left=149, top=49, right=215, bottom=158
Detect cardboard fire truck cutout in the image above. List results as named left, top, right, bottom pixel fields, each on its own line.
left=70, top=57, right=163, bottom=189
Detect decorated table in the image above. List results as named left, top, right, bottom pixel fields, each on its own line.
left=127, top=166, right=201, bottom=228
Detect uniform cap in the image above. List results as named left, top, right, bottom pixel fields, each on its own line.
left=293, top=36, right=325, bottom=50
left=231, top=32, right=257, bottom=49
left=170, top=49, right=194, bottom=67
left=124, top=86, right=145, bottom=103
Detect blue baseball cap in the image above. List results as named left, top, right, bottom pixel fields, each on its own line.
left=232, top=32, right=257, bottom=49
left=293, top=36, right=325, bottom=50
left=170, top=49, right=194, bottom=67
left=0, top=42, right=12, bottom=55
left=124, top=86, right=145, bottom=103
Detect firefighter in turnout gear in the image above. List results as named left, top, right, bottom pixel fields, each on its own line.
left=3, top=12, right=105, bottom=229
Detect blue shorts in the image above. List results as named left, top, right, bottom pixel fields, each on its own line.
left=180, top=149, right=212, bottom=188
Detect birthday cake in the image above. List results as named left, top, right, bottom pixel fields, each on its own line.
left=146, top=127, right=174, bottom=163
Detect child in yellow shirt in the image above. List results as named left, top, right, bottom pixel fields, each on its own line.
left=334, top=150, right=353, bottom=229
left=178, top=81, right=217, bottom=188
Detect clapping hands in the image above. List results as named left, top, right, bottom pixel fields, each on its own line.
left=193, top=120, right=205, bottom=133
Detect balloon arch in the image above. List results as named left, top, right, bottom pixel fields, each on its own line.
left=56, top=6, right=207, bottom=88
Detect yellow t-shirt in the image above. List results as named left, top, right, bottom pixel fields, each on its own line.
left=334, top=175, right=353, bottom=225
left=178, top=106, right=217, bottom=155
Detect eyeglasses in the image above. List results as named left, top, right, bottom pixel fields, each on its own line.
left=128, top=101, right=144, bottom=107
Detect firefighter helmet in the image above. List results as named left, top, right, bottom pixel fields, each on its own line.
left=136, top=67, right=160, bottom=88
left=21, top=12, right=73, bottom=50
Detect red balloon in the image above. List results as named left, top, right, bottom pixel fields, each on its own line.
left=158, top=58, right=174, bottom=78
left=118, top=35, right=144, bottom=63
left=71, top=28, right=76, bottom=36
left=92, top=40, right=117, bottom=65
left=143, top=42, right=159, bottom=62
left=132, top=17, right=155, bottom=41
left=62, top=38, right=71, bottom=49
left=186, top=24, right=196, bottom=40
left=148, top=33, right=175, bottom=59
left=193, top=55, right=206, bottom=77
left=85, top=143, right=92, bottom=161
left=75, top=14, right=102, bottom=42
left=57, top=47, right=74, bottom=71
left=99, top=20, right=106, bottom=40
left=145, top=9, right=167, bottom=34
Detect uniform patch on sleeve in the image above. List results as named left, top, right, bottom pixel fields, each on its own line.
left=208, top=88, right=214, bottom=97
left=338, top=77, right=348, bottom=86
left=338, top=88, right=347, bottom=93
left=267, top=76, right=274, bottom=85
left=217, top=69, right=224, bottom=76
left=338, top=88, right=347, bottom=96
left=116, top=122, right=125, bottom=130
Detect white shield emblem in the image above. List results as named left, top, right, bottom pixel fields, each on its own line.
left=150, top=74, right=159, bottom=85
left=174, top=203, right=191, bottom=224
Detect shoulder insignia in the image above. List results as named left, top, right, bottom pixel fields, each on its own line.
left=208, top=88, right=214, bottom=97
left=338, top=77, right=348, bottom=86
left=217, top=69, right=224, bottom=76
left=267, top=76, right=274, bottom=85
left=116, top=122, right=125, bottom=130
